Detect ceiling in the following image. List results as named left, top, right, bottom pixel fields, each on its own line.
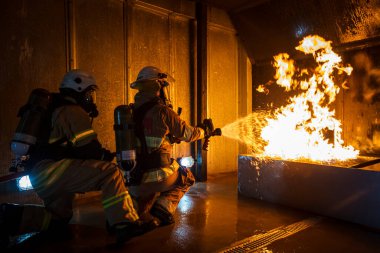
left=198, top=0, right=268, bottom=13
left=197, top=0, right=380, bottom=64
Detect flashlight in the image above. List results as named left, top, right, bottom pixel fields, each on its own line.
left=179, top=156, right=195, bottom=168
left=17, top=175, right=33, bottom=191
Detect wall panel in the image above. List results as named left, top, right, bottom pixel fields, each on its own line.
left=0, top=0, right=250, bottom=180
left=75, top=0, right=125, bottom=150
left=128, top=4, right=170, bottom=102
left=128, top=2, right=194, bottom=158
left=207, top=24, right=239, bottom=174
left=171, top=16, right=193, bottom=158
left=0, top=0, right=66, bottom=175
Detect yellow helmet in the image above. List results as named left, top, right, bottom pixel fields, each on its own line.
left=130, top=66, right=174, bottom=91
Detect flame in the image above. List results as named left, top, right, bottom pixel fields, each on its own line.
left=222, top=35, right=358, bottom=161
left=273, top=53, right=296, bottom=91
left=256, top=84, right=270, bottom=94
left=261, top=35, right=358, bottom=161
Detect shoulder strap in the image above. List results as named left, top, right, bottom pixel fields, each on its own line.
left=39, top=93, right=77, bottom=145
left=133, top=98, right=160, bottom=155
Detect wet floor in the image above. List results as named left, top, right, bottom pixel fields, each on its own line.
left=7, top=172, right=380, bottom=253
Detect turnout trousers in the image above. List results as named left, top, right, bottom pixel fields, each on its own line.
left=17, top=158, right=138, bottom=235
left=129, top=167, right=195, bottom=220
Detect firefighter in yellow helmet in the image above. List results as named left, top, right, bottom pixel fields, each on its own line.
left=0, top=70, right=153, bottom=248
left=128, top=66, right=210, bottom=225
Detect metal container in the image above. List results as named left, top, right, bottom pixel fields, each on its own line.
left=238, top=155, right=380, bottom=229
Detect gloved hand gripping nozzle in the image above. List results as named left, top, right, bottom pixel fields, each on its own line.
left=199, top=119, right=222, bottom=151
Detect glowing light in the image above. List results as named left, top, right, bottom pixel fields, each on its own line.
left=295, top=24, right=308, bottom=38
left=179, top=156, right=195, bottom=167
left=222, top=35, right=359, bottom=162
left=17, top=175, right=33, bottom=191
left=177, top=195, right=193, bottom=213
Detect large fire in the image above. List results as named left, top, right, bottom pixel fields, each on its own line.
left=222, top=35, right=359, bottom=161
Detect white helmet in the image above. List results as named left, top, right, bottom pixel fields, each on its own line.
left=60, top=69, right=98, bottom=92
left=130, top=66, right=174, bottom=90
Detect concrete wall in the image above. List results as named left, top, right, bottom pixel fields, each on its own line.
left=0, top=0, right=67, bottom=176
left=207, top=7, right=251, bottom=174
left=0, top=0, right=252, bottom=181
left=127, top=0, right=195, bottom=158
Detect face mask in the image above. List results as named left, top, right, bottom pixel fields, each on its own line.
left=84, top=89, right=96, bottom=104
left=81, top=88, right=99, bottom=118
left=159, top=86, right=172, bottom=107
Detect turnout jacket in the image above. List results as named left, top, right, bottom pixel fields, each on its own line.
left=48, top=97, right=112, bottom=161
left=28, top=96, right=112, bottom=169
left=134, top=93, right=204, bottom=183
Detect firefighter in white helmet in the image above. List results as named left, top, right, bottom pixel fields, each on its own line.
left=127, top=66, right=211, bottom=225
left=0, top=70, right=153, bottom=248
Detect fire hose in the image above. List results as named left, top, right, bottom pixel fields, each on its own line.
left=0, top=170, right=28, bottom=183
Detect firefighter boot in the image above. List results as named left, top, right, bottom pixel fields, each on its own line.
left=0, top=204, right=9, bottom=249
left=150, top=204, right=175, bottom=226
left=114, top=219, right=158, bottom=245
left=107, top=217, right=160, bottom=236
left=0, top=203, right=24, bottom=249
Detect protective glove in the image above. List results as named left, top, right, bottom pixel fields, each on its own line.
left=102, top=149, right=116, bottom=161
left=197, top=119, right=222, bottom=151
left=197, top=119, right=213, bottom=139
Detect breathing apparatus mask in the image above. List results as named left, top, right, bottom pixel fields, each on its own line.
left=157, top=78, right=172, bottom=107
left=79, top=86, right=98, bottom=117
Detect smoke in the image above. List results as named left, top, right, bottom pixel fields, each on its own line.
left=350, top=52, right=380, bottom=103
left=221, top=110, right=273, bottom=154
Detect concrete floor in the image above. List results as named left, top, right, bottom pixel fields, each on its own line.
left=7, top=172, right=380, bottom=253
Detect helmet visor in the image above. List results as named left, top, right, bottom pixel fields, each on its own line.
left=160, top=86, right=172, bottom=106
left=83, top=89, right=96, bottom=105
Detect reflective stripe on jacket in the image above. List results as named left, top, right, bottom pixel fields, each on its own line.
left=50, top=104, right=97, bottom=148
left=37, top=103, right=98, bottom=172
left=134, top=95, right=204, bottom=183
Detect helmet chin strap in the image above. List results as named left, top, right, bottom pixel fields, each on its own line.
left=59, top=87, right=99, bottom=122
left=86, top=103, right=99, bottom=118
left=78, top=87, right=98, bottom=119
left=89, top=107, right=99, bottom=118
left=88, top=105, right=98, bottom=125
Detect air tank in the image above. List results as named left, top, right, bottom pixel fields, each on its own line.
left=11, top=88, right=51, bottom=158
left=114, top=104, right=137, bottom=174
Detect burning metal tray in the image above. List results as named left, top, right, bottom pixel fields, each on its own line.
left=238, top=155, right=380, bottom=230
left=268, top=156, right=380, bottom=169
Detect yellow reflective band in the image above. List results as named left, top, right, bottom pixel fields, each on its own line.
left=41, top=211, right=52, bottom=231
left=102, top=191, right=128, bottom=206
left=70, top=129, right=96, bottom=144
left=103, top=196, right=126, bottom=209
left=162, top=167, right=174, bottom=175
left=102, top=191, right=139, bottom=221
left=124, top=194, right=139, bottom=221
left=145, top=136, right=163, bottom=148
left=32, top=159, right=72, bottom=189
left=48, top=136, right=63, bottom=144
left=142, top=164, right=178, bottom=183
left=183, top=126, right=194, bottom=141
